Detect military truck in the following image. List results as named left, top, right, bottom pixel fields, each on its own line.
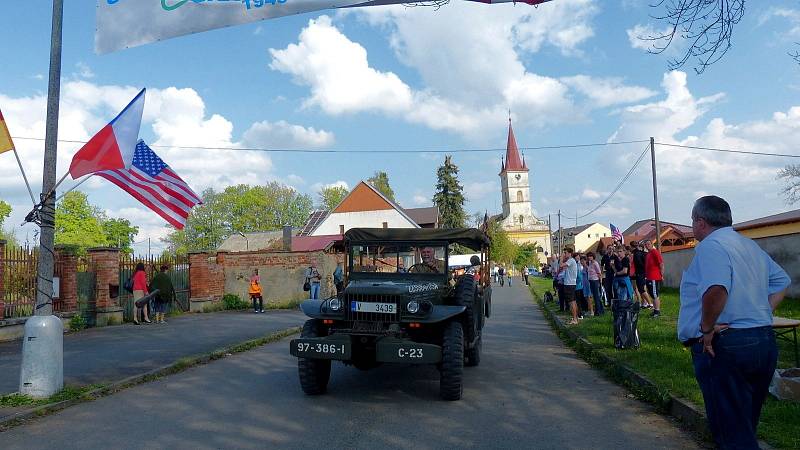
left=289, top=228, right=492, bottom=400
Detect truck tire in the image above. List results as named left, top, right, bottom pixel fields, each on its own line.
left=454, top=276, right=478, bottom=343
left=465, top=335, right=481, bottom=367
left=298, top=319, right=331, bottom=395
left=484, top=287, right=492, bottom=318
left=440, top=321, right=464, bottom=401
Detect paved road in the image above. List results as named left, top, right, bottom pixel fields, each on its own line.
left=0, top=309, right=305, bottom=396
left=1, top=282, right=700, bottom=449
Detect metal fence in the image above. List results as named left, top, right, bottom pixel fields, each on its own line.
left=119, top=253, right=190, bottom=322
left=2, top=245, right=38, bottom=319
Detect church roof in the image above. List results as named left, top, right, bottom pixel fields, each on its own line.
left=501, top=119, right=528, bottom=173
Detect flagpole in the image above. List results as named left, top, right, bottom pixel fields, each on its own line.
left=55, top=175, right=92, bottom=202
left=11, top=147, right=36, bottom=205
left=20, top=0, right=64, bottom=399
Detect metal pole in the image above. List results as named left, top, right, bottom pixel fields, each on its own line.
left=35, top=0, right=63, bottom=317
left=650, top=137, right=662, bottom=251
left=11, top=148, right=36, bottom=205
left=557, top=210, right=562, bottom=256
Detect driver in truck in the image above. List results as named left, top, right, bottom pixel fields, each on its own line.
left=408, top=247, right=445, bottom=274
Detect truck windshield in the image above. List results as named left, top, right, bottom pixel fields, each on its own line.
left=350, top=245, right=446, bottom=274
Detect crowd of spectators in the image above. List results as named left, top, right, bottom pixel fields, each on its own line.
left=547, top=239, right=664, bottom=325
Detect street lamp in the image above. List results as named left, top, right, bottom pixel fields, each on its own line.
left=238, top=232, right=249, bottom=251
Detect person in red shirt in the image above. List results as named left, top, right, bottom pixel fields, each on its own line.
left=132, top=262, right=151, bottom=324
left=643, top=239, right=665, bottom=318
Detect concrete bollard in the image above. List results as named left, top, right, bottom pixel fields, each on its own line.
left=19, top=315, right=63, bottom=398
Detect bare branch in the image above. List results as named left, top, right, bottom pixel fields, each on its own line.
left=645, top=0, right=745, bottom=74
left=777, top=164, right=800, bottom=205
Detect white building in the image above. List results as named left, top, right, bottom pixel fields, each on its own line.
left=552, top=223, right=611, bottom=253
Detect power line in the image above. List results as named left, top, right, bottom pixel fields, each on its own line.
left=655, top=142, right=800, bottom=159
left=10, top=135, right=649, bottom=154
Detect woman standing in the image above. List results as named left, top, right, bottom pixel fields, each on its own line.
left=132, top=263, right=151, bottom=325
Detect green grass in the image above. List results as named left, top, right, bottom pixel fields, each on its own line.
left=529, top=276, right=800, bottom=450
left=0, top=384, right=106, bottom=408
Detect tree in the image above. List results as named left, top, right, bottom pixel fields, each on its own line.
left=318, top=185, right=349, bottom=211
left=102, top=218, right=139, bottom=254
left=55, top=191, right=108, bottom=250
left=777, top=165, right=800, bottom=204
left=367, top=171, right=396, bottom=202
left=0, top=199, right=14, bottom=243
left=433, top=156, right=466, bottom=229
left=486, top=220, right=516, bottom=264
left=514, top=242, right=541, bottom=269
left=164, top=182, right=314, bottom=254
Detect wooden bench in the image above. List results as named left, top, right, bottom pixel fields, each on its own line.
left=774, top=316, right=800, bottom=367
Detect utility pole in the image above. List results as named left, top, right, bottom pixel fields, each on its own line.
left=557, top=210, right=562, bottom=256
left=20, top=0, right=64, bottom=398
left=650, top=137, right=662, bottom=251
left=148, top=237, right=151, bottom=258
left=547, top=214, right=552, bottom=259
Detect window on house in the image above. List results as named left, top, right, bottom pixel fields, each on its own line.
left=519, top=215, right=524, bottom=224
left=339, top=225, right=345, bottom=235
left=517, top=191, right=523, bottom=202
left=382, top=222, right=388, bottom=229
left=587, top=234, right=591, bottom=238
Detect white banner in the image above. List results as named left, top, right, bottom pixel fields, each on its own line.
left=96, top=0, right=555, bottom=54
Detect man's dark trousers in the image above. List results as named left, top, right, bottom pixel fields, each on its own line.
left=691, top=326, right=777, bottom=449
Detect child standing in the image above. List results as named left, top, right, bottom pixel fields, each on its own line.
left=249, top=269, right=264, bottom=313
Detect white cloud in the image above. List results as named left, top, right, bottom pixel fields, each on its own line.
left=310, top=180, right=350, bottom=194
left=464, top=181, right=497, bottom=202
left=412, top=194, right=430, bottom=206
left=561, top=75, right=656, bottom=108
left=75, top=62, right=95, bottom=79
left=759, top=8, right=800, bottom=39
left=286, top=174, right=305, bottom=185
left=626, top=24, right=672, bottom=52
left=581, top=188, right=603, bottom=200
left=0, top=80, right=328, bottom=241
left=242, top=120, right=334, bottom=149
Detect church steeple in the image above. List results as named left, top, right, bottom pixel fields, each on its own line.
left=502, top=118, right=528, bottom=173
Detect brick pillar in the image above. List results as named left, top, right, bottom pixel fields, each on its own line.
left=89, top=247, right=122, bottom=326
left=189, top=252, right=210, bottom=300
left=54, top=246, right=78, bottom=313
left=0, top=240, right=5, bottom=320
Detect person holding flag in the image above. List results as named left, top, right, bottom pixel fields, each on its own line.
left=610, top=223, right=624, bottom=244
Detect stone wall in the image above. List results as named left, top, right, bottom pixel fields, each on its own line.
left=662, top=232, right=800, bottom=297
left=189, top=250, right=338, bottom=305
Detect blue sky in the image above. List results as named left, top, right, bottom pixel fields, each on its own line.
left=1, top=1, right=800, bottom=253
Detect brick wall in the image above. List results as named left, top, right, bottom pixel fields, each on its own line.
left=89, top=248, right=120, bottom=309
left=189, top=250, right=339, bottom=305
left=54, top=247, right=78, bottom=312
left=189, top=252, right=224, bottom=301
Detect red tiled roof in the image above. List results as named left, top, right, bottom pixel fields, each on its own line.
left=734, top=209, right=800, bottom=231
left=502, top=120, right=527, bottom=172
left=291, top=234, right=343, bottom=252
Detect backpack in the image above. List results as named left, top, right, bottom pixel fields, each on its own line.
left=123, top=276, right=134, bottom=294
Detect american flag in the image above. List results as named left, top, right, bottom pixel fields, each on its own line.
left=610, top=223, right=624, bottom=243
left=96, top=141, right=202, bottom=230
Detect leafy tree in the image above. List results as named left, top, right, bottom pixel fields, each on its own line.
left=433, top=156, right=466, bottom=229
left=0, top=200, right=10, bottom=228
left=164, top=183, right=313, bottom=254
left=367, top=171, right=396, bottom=202
left=55, top=191, right=108, bottom=250
left=318, top=185, right=349, bottom=211
left=102, top=218, right=139, bottom=254
left=514, top=242, right=541, bottom=269
left=487, top=220, right=516, bottom=264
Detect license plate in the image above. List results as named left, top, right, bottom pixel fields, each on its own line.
left=292, top=339, right=351, bottom=359
left=351, top=301, right=396, bottom=314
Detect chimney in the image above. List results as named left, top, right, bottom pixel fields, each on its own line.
left=283, top=226, right=292, bottom=251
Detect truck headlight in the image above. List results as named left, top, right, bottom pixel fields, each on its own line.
left=329, top=298, right=342, bottom=312
left=407, top=301, right=420, bottom=314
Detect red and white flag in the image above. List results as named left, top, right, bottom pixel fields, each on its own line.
left=69, top=88, right=145, bottom=179
left=96, top=140, right=201, bottom=230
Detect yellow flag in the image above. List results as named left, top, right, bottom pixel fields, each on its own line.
left=0, top=108, right=14, bottom=154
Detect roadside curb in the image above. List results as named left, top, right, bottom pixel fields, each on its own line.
left=0, top=325, right=301, bottom=433
left=530, top=286, right=776, bottom=450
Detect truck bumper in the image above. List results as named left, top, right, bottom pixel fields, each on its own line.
left=290, top=335, right=442, bottom=364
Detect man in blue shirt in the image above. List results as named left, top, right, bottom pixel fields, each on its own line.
left=560, top=248, right=579, bottom=325
left=678, top=196, right=790, bottom=449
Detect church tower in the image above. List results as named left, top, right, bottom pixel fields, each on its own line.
left=495, top=118, right=553, bottom=262
left=499, top=119, right=534, bottom=230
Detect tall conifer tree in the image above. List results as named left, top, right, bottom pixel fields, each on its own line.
left=433, top=156, right=466, bottom=229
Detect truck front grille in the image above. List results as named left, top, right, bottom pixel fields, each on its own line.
left=345, top=293, right=402, bottom=322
